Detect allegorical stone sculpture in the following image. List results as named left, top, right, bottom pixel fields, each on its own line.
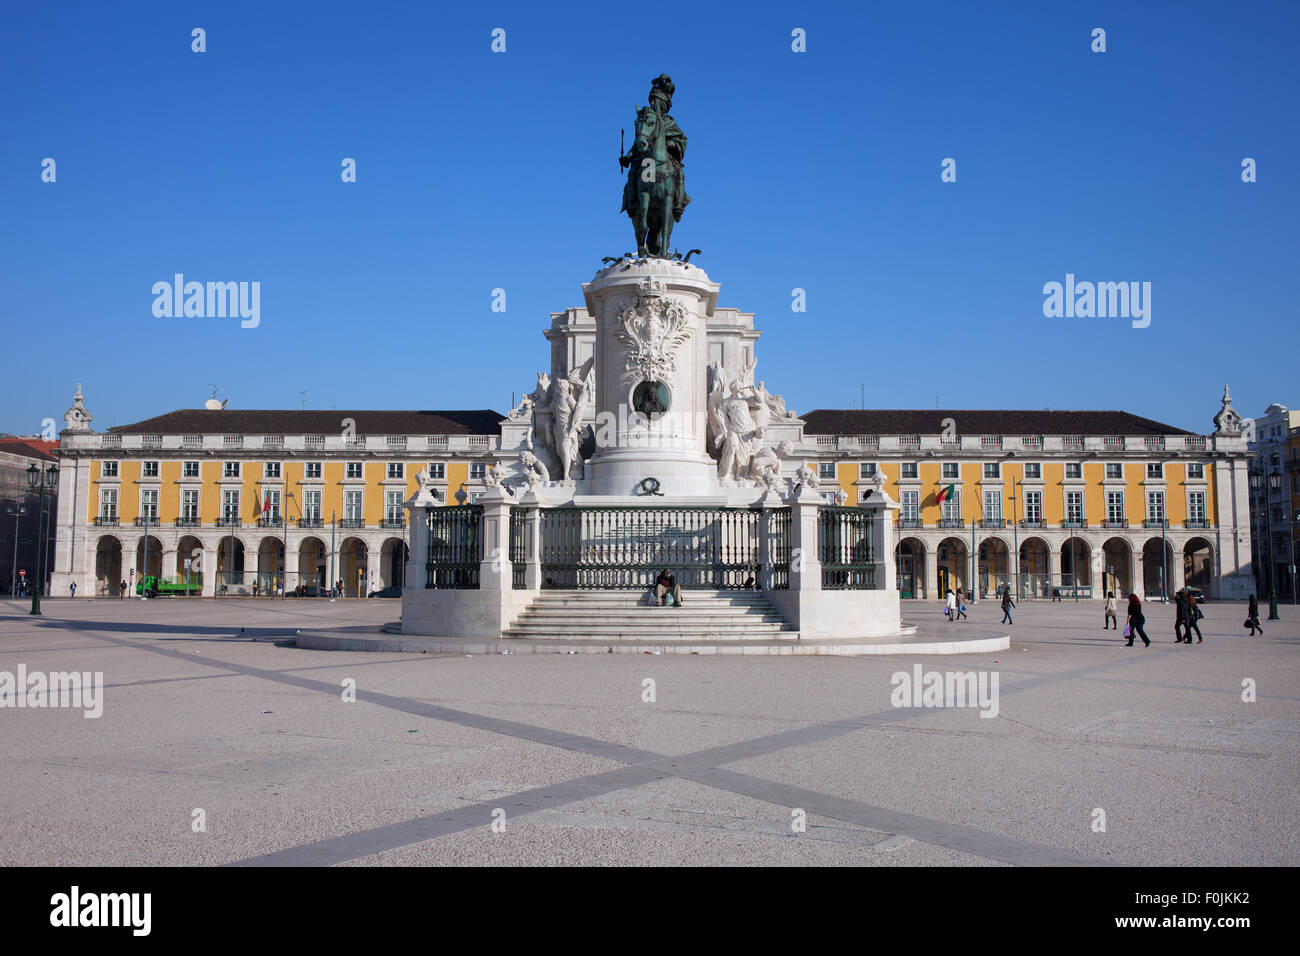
left=508, top=358, right=595, bottom=484
left=706, top=361, right=799, bottom=486
left=620, top=74, right=691, bottom=258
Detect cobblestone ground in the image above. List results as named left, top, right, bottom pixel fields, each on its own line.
left=1, top=594, right=1295, bottom=866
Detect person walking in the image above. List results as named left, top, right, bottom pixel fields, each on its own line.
left=955, top=587, right=969, bottom=621
left=1174, top=589, right=1191, bottom=643
left=1125, top=594, right=1151, bottom=647
left=1051, top=586, right=1062, bottom=602
left=69, top=581, right=77, bottom=598
left=1185, top=591, right=1204, bottom=644
left=119, top=579, right=127, bottom=599
left=1104, top=591, right=1118, bottom=629
left=1000, top=586, right=1015, bottom=625
left=945, top=588, right=957, bottom=623
left=1246, top=594, right=1263, bottom=635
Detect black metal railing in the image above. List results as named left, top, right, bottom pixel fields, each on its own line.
left=217, top=517, right=242, bottom=528
left=978, top=518, right=1006, bottom=529
left=539, top=506, right=761, bottom=590
left=898, top=517, right=922, bottom=529
left=1143, top=518, right=1168, bottom=529
left=340, top=518, right=364, bottom=529
left=767, top=507, right=791, bottom=590
left=94, top=515, right=118, bottom=526
left=939, top=518, right=965, bottom=529
left=257, top=516, right=283, bottom=528
left=1185, top=519, right=1210, bottom=529
left=1103, top=518, right=1128, bottom=528
left=509, top=507, right=528, bottom=590
left=818, top=506, right=876, bottom=590
left=175, top=516, right=201, bottom=527
left=1020, top=518, right=1045, bottom=529
left=1064, top=519, right=1089, bottom=529
left=426, top=505, right=482, bottom=589
left=298, top=517, right=323, bottom=528
left=381, top=518, right=406, bottom=529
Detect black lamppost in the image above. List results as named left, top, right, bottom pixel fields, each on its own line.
left=7, top=503, right=26, bottom=597
left=1266, top=467, right=1282, bottom=620
left=26, top=463, right=58, bottom=615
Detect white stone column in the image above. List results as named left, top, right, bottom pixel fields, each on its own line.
left=788, top=486, right=822, bottom=592
left=519, top=489, right=543, bottom=591
left=478, top=486, right=513, bottom=591
left=1048, top=546, right=1063, bottom=592
left=862, top=484, right=900, bottom=592
left=754, top=489, right=784, bottom=591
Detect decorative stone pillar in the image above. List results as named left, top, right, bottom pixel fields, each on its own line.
left=201, top=548, right=217, bottom=596
left=404, top=478, right=440, bottom=589
left=1048, top=546, right=1063, bottom=592
left=862, top=482, right=900, bottom=592
left=787, top=484, right=822, bottom=593
left=478, top=485, right=514, bottom=591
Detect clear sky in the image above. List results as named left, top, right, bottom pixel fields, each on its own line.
left=2, top=0, right=1296, bottom=435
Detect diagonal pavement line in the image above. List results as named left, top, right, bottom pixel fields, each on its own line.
left=674, top=765, right=1111, bottom=866
left=227, top=763, right=677, bottom=866
left=73, top=625, right=1160, bottom=866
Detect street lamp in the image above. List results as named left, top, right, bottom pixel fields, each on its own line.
left=1266, top=467, right=1282, bottom=620
left=26, top=462, right=58, bottom=616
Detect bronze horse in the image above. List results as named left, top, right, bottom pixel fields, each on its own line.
left=624, top=105, right=677, bottom=258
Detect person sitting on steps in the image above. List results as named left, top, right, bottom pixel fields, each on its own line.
left=655, top=569, right=683, bottom=607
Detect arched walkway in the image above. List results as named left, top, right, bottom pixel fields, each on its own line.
left=257, top=536, right=285, bottom=595
left=1142, top=538, right=1174, bottom=598
left=340, top=537, right=368, bottom=597
left=380, top=537, right=409, bottom=589
left=135, top=535, right=164, bottom=585
left=1060, top=537, right=1092, bottom=593
left=1184, top=537, right=1214, bottom=594
left=175, top=535, right=205, bottom=593
left=1102, top=537, right=1133, bottom=597
left=298, top=537, right=327, bottom=591
left=1019, top=537, right=1049, bottom=599
left=217, top=535, right=247, bottom=594
left=94, top=535, right=122, bottom=595
left=895, top=537, right=927, bottom=599
left=936, top=537, right=968, bottom=597
left=978, top=537, right=1011, bottom=598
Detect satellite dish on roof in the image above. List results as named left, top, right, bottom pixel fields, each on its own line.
left=205, top=384, right=228, bottom=410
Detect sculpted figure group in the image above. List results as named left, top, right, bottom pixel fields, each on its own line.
left=706, top=360, right=799, bottom=488
left=507, top=357, right=595, bottom=485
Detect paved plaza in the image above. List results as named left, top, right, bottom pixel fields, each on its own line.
left=1, top=595, right=1296, bottom=867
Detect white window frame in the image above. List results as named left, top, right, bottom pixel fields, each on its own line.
left=387, top=462, right=405, bottom=480
left=1065, top=463, right=1082, bottom=479
left=304, top=462, right=323, bottom=480
left=181, top=488, right=199, bottom=521
left=140, top=488, right=159, bottom=520
left=345, top=462, right=363, bottom=479
left=941, top=462, right=959, bottom=480
left=344, top=490, right=363, bottom=523
left=941, top=490, right=961, bottom=522
left=1147, top=491, right=1165, bottom=521
left=1106, top=491, right=1124, bottom=522
left=264, top=461, right=281, bottom=479
left=1187, top=463, right=1205, bottom=479
left=222, top=489, right=240, bottom=522
left=142, top=460, right=160, bottom=478
left=223, top=461, right=241, bottom=479
left=1188, top=491, right=1206, bottom=523
left=471, top=462, right=488, bottom=480
left=1066, top=491, right=1084, bottom=522
left=1146, top=462, right=1163, bottom=479
left=901, top=490, right=919, bottom=521
left=385, top=490, right=404, bottom=521
left=101, top=460, right=119, bottom=478
left=1024, top=490, right=1042, bottom=522
left=1105, top=463, right=1123, bottom=479
left=182, top=460, right=200, bottom=478
left=303, top=489, right=322, bottom=521
left=99, top=488, right=118, bottom=519
left=1023, top=462, right=1041, bottom=479
left=983, top=490, right=1002, bottom=520
left=983, top=462, right=1000, bottom=479
left=900, top=462, right=918, bottom=479
left=858, top=462, right=877, bottom=479
left=426, top=462, right=446, bottom=480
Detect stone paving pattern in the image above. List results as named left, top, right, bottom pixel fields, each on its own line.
left=1, top=595, right=1295, bottom=866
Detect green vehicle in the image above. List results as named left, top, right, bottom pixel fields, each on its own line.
left=135, top=575, right=202, bottom=597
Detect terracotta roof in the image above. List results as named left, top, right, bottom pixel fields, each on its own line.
left=801, top=409, right=1192, bottom=437
left=106, top=409, right=505, bottom=436
left=0, top=438, right=60, bottom=461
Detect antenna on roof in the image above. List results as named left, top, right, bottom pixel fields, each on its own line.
left=299, top=389, right=309, bottom=410
left=204, top=384, right=228, bottom=411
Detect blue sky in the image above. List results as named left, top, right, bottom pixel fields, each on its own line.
left=2, top=0, right=1296, bottom=434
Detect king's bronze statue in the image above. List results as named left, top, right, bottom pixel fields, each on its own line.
left=620, top=74, right=691, bottom=259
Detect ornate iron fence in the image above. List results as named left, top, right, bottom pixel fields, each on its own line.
left=818, top=506, right=877, bottom=590
left=509, top=506, right=528, bottom=590
left=426, top=505, right=482, bottom=589
left=767, top=507, right=791, bottom=590
left=539, top=506, right=761, bottom=590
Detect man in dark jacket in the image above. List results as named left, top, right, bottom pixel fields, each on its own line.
left=1174, top=590, right=1191, bottom=643
left=655, top=569, right=683, bottom=607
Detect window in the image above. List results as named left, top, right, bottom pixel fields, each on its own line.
left=345, top=462, right=363, bottom=479
left=387, top=462, right=405, bottom=480
left=941, top=490, right=961, bottom=522
left=386, top=491, right=404, bottom=522
left=901, top=490, right=919, bottom=521
left=345, top=490, right=363, bottom=523
left=101, top=461, right=119, bottom=478
left=471, top=462, right=487, bottom=480
left=858, top=462, right=877, bottom=479
left=1107, top=491, right=1125, bottom=522
left=1065, top=463, right=1082, bottom=479
left=1146, top=462, right=1163, bottom=479
left=1187, top=463, right=1204, bottom=479
left=182, top=461, right=200, bottom=478
left=140, top=489, right=158, bottom=520
left=1146, top=491, right=1165, bottom=522
left=469, top=491, right=484, bottom=504
left=900, top=462, right=918, bottom=479
left=223, top=461, right=240, bottom=478
left=426, top=462, right=446, bottom=480
left=222, top=489, right=240, bottom=522
left=982, top=462, right=1000, bottom=479
left=1023, top=463, right=1041, bottom=479
left=941, top=462, right=959, bottom=480
left=265, top=490, right=281, bottom=521
left=304, top=462, right=323, bottom=480
left=1105, top=463, right=1123, bottom=479
left=99, top=488, right=118, bottom=519
left=1066, top=491, right=1084, bottom=522
left=1188, top=492, right=1206, bottom=523
left=142, top=461, right=159, bottom=478
left=303, top=490, right=321, bottom=521
left=181, top=489, right=199, bottom=521
left=264, top=462, right=281, bottom=479
left=1024, top=491, right=1042, bottom=522
left=983, top=491, right=1002, bottom=521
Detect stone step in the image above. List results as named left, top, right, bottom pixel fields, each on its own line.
left=503, top=626, right=795, bottom=640
left=506, top=587, right=794, bottom=640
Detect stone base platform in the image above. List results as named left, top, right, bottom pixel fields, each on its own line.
left=292, top=624, right=1008, bottom=656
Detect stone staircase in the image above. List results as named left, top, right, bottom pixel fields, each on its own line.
left=503, top=589, right=798, bottom=641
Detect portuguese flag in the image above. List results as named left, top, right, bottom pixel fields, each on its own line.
left=936, top=484, right=955, bottom=504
